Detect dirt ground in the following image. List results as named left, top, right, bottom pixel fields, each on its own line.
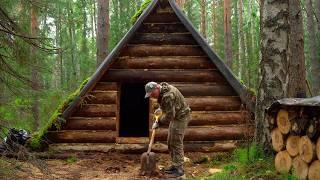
left=13, top=152, right=218, bottom=180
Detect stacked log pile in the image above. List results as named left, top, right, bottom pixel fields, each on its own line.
left=269, top=107, right=320, bottom=179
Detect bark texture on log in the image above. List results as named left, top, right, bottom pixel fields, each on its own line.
left=121, top=45, right=205, bottom=57
left=73, top=104, right=116, bottom=117
left=102, top=69, right=225, bottom=83
left=47, top=130, right=116, bottom=143
left=155, top=126, right=252, bottom=141
left=64, top=117, right=116, bottom=130
left=189, top=111, right=246, bottom=126
left=111, top=57, right=215, bottom=69
left=131, top=33, right=197, bottom=45
left=85, top=91, right=117, bottom=104
left=48, top=142, right=236, bottom=153
left=145, top=13, right=179, bottom=23
left=186, top=97, right=241, bottom=111
left=173, top=83, right=236, bottom=96
left=93, top=82, right=117, bottom=91
left=139, top=23, right=187, bottom=33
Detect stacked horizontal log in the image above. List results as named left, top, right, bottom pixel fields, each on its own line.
left=47, top=1, right=253, bottom=153
left=270, top=108, right=320, bottom=180
left=48, top=82, right=118, bottom=143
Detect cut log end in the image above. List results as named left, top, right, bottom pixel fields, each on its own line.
left=292, top=156, right=308, bottom=180
left=271, top=128, right=284, bottom=152
left=308, top=160, right=320, bottom=180
left=316, top=137, right=320, bottom=160
left=275, top=151, right=292, bottom=173
left=286, top=135, right=300, bottom=157
left=277, top=109, right=290, bottom=134
left=299, top=136, right=315, bottom=163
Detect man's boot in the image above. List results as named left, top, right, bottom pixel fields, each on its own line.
left=166, top=165, right=185, bottom=179
left=162, top=165, right=176, bottom=174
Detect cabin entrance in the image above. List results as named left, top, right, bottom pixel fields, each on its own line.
left=119, top=83, right=149, bottom=137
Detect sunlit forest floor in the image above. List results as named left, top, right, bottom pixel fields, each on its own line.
left=0, top=146, right=297, bottom=180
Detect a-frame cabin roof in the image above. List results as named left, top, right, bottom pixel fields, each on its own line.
left=62, top=0, right=254, bottom=120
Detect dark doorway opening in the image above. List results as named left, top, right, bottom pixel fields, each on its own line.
left=119, top=83, right=149, bottom=137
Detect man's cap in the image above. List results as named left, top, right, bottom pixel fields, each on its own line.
left=145, top=81, right=158, bottom=98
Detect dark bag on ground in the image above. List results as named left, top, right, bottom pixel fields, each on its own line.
left=0, top=128, right=30, bottom=153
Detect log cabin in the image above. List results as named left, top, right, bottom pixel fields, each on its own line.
left=39, top=0, right=255, bottom=152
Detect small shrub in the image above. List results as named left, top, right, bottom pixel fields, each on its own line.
left=130, top=0, right=152, bottom=24
left=233, top=143, right=265, bottom=165
left=66, top=156, right=77, bottom=164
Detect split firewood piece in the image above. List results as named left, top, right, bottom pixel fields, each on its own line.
left=292, top=156, right=308, bottom=180
left=275, top=150, right=292, bottom=173
left=298, top=136, right=315, bottom=163
left=316, top=137, right=320, bottom=160
left=308, top=160, right=320, bottom=180
left=271, top=128, right=284, bottom=152
left=277, top=109, right=290, bottom=134
left=286, top=135, right=300, bottom=157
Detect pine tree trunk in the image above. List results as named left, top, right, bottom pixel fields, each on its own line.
left=306, top=0, right=320, bottom=95
left=212, top=1, right=218, bottom=51
left=287, top=0, right=306, bottom=98
left=176, top=0, right=185, bottom=9
left=200, top=0, right=206, bottom=38
left=97, top=0, right=109, bottom=66
left=237, top=0, right=245, bottom=80
left=67, top=1, right=77, bottom=87
left=30, top=1, right=41, bottom=131
left=246, top=0, right=253, bottom=87
left=224, top=0, right=232, bottom=68
left=256, top=0, right=289, bottom=150
left=315, top=0, right=320, bottom=32
left=81, top=0, right=88, bottom=77
left=54, top=4, right=61, bottom=89
left=233, top=1, right=239, bottom=76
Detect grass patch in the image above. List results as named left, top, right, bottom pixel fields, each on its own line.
left=27, top=77, right=91, bottom=151
left=202, top=144, right=299, bottom=180
left=66, top=156, right=77, bottom=164
left=209, top=152, right=233, bottom=166
left=0, top=158, right=16, bottom=179
left=130, top=0, right=152, bottom=25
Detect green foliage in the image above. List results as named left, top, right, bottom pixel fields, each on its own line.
left=66, top=156, right=78, bottom=163
left=27, top=77, right=90, bottom=151
left=210, top=152, right=233, bottom=166
left=233, top=143, right=265, bottom=165
left=203, top=143, right=300, bottom=179
left=130, top=0, right=152, bottom=25
left=0, top=158, right=16, bottom=179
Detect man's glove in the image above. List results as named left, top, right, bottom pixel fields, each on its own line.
left=152, top=121, right=159, bottom=129
left=154, top=108, right=162, bottom=118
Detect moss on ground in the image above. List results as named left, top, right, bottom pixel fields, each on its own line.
left=130, top=0, right=152, bottom=25
left=27, top=77, right=91, bottom=151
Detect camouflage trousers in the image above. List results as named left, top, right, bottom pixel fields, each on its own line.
left=167, top=114, right=191, bottom=167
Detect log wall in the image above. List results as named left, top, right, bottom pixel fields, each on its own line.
left=47, top=2, right=252, bottom=149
